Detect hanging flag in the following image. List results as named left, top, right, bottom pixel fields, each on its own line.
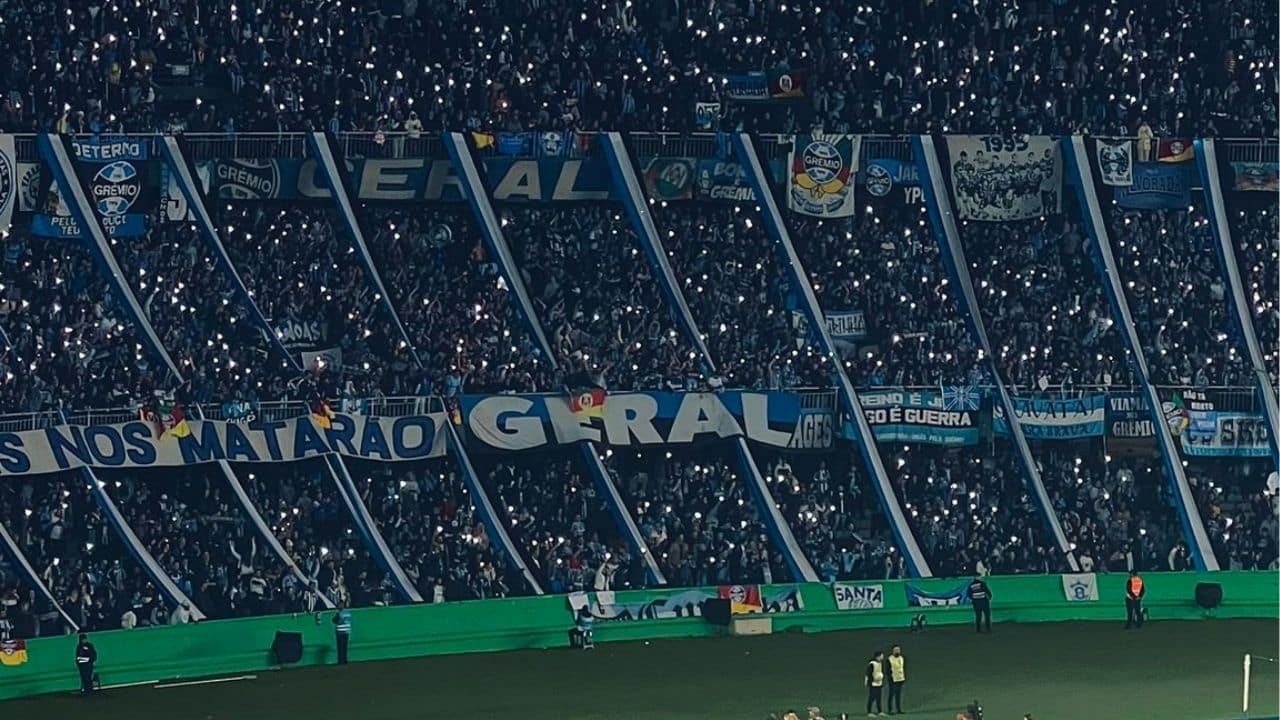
left=140, top=399, right=191, bottom=439
left=1096, top=139, right=1134, bottom=186
left=1156, top=138, right=1195, bottom=163
left=718, top=584, right=764, bottom=614
left=0, top=134, right=15, bottom=236
left=537, top=131, right=571, bottom=157
left=0, top=639, right=28, bottom=666
left=569, top=389, right=606, bottom=418
left=787, top=134, right=859, bottom=217
left=311, top=398, right=336, bottom=429
left=471, top=132, right=496, bottom=150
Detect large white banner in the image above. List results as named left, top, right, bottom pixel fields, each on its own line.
left=461, top=391, right=833, bottom=452
left=947, top=135, right=1062, bottom=221
left=0, top=135, right=14, bottom=234
left=1096, top=139, right=1134, bottom=186
left=1061, top=573, right=1099, bottom=602
left=0, top=413, right=448, bottom=477
left=833, top=582, right=884, bottom=610
left=788, top=134, right=860, bottom=217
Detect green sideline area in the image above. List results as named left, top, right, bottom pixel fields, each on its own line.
left=5, top=620, right=1277, bottom=720
left=1, top=572, right=1275, bottom=719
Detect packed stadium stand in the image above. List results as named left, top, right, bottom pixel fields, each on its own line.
left=0, top=0, right=1271, bottom=646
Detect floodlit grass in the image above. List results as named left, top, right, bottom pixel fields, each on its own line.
left=6, top=619, right=1276, bottom=720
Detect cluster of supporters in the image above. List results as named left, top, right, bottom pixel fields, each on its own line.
left=0, top=0, right=1273, bottom=136
left=0, top=196, right=1274, bottom=642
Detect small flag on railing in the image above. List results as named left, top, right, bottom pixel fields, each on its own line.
left=140, top=399, right=191, bottom=439
left=570, top=389, right=606, bottom=418
left=0, top=639, right=28, bottom=666
left=311, top=398, right=336, bottom=430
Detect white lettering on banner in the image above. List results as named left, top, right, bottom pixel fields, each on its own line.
left=0, top=413, right=448, bottom=477
left=466, top=393, right=812, bottom=451
left=73, top=141, right=144, bottom=161
left=947, top=135, right=1063, bottom=221
left=825, top=311, right=865, bottom=339
left=833, top=583, right=884, bottom=610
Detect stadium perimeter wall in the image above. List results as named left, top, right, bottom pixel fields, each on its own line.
left=2, top=571, right=1273, bottom=701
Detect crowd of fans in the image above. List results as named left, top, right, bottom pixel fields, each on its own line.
left=1041, top=447, right=1186, bottom=573
left=102, top=466, right=317, bottom=619
left=959, top=217, right=1135, bottom=391
left=0, top=230, right=161, bottom=412
left=479, top=450, right=631, bottom=594
left=504, top=206, right=704, bottom=390
left=0, top=0, right=1272, bottom=643
left=612, top=447, right=791, bottom=586
left=0, top=0, right=1272, bottom=136
left=350, top=457, right=526, bottom=601
left=106, top=221, right=301, bottom=406
left=240, top=458, right=396, bottom=608
left=362, top=206, right=549, bottom=396
left=659, top=205, right=825, bottom=388
left=1227, top=203, right=1279, bottom=386
left=0, top=473, right=167, bottom=634
left=892, top=444, right=1066, bottom=577
left=1107, top=205, right=1250, bottom=386
left=789, top=206, right=981, bottom=388
left=1189, top=458, right=1279, bottom=571
left=762, top=450, right=903, bottom=582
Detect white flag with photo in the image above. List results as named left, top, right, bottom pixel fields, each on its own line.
left=1096, top=139, right=1134, bottom=187
left=947, top=135, right=1062, bottom=221
left=0, top=134, right=15, bottom=234
left=1061, top=572, right=1099, bottom=602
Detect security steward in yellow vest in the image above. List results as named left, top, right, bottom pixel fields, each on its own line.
left=886, top=645, right=906, bottom=714
left=865, top=650, right=886, bottom=716
left=1124, top=570, right=1145, bottom=629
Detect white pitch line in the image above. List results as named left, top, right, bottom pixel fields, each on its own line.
left=154, top=675, right=258, bottom=690
left=97, top=680, right=159, bottom=690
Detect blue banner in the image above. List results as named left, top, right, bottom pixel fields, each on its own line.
left=1180, top=411, right=1271, bottom=457
left=993, top=395, right=1107, bottom=439
left=854, top=390, right=980, bottom=446
left=695, top=158, right=758, bottom=202
left=496, top=133, right=532, bottom=156
left=862, top=158, right=920, bottom=198
left=34, top=137, right=153, bottom=238
left=905, top=582, right=971, bottom=607
left=1114, top=163, right=1193, bottom=209
left=460, top=391, right=834, bottom=452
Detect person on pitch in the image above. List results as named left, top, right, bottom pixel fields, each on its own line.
left=75, top=633, right=97, bottom=694
left=967, top=574, right=992, bottom=633
left=1124, top=569, right=1145, bottom=629
left=865, top=649, right=886, bottom=716
left=886, top=645, right=906, bottom=714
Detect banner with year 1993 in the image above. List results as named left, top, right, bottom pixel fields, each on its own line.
left=947, top=135, right=1062, bottom=221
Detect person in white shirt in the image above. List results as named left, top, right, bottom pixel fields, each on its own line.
left=169, top=602, right=192, bottom=625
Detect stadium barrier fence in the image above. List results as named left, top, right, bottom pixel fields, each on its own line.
left=0, top=571, right=1273, bottom=700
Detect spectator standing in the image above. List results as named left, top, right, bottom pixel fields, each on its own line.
left=968, top=575, right=992, bottom=633
left=333, top=603, right=352, bottom=665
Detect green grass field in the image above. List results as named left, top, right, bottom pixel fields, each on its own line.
left=5, top=619, right=1277, bottom=720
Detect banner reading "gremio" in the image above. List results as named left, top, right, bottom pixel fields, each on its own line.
left=459, top=391, right=834, bottom=452
left=0, top=413, right=448, bottom=476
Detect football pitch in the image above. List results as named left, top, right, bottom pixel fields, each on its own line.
left=6, top=619, right=1277, bottom=720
